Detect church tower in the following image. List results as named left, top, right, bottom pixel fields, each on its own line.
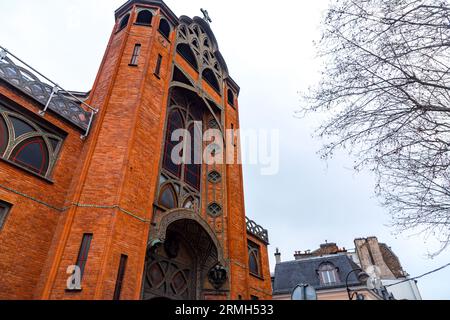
left=0, top=0, right=271, bottom=300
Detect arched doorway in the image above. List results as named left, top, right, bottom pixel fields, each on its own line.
left=142, top=218, right=228, bottom=300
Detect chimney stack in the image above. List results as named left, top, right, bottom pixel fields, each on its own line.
left=275, top=248, right=281, bottom=264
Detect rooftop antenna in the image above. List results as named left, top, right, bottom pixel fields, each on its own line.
left=201, top=8, right=212, bottom=24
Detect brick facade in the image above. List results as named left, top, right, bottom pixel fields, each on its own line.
left=0, top=0, right=271, bottom=300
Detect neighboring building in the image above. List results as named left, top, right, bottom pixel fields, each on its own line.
left=272, top=253, right=385, bottom=300
left=273, top=237, right=421, bottom=300
left=353, top=237, right=422, bottom=300
left=0, top=0, right=271, bottom=300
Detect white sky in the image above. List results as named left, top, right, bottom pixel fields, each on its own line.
left=1, top=0, right=449, bottom=299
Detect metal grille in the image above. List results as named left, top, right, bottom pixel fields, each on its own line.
left=208, top=171, right=221, bottom=183
left=207, top=202, right=222, bottom=217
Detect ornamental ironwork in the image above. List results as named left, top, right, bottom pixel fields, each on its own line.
left=207, top=202, right=222, bottom=217
left=0, top=46, right=96, bottom=136
left=246, top=217, right=269, bottom=244
left=207, top=170, right=222, bottom=184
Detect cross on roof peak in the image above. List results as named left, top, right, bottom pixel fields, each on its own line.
left=200, top=8, right=212, bottom=24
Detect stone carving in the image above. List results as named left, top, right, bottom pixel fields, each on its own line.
left=208, top=263, right=227, bottom=290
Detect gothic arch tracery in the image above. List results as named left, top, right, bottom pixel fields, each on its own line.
left=176, top=20, right=226, bottom=94
left=0, top=104, right=63, bottom=178
left=156, top=87, right=209, bottom=218
left=144, top=209, right=229, bottom=300
left=150, top=210, right=225, bottom=266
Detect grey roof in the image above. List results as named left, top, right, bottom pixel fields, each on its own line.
left=273, top=254, right=364, bottom=295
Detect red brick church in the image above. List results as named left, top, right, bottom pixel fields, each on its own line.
left=0, top=0, right=271, bottom=300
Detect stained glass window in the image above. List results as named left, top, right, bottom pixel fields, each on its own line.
left=10, top=116, right=35, bottom=138
left=248, top=241, right=261, bottom=277
left=10, top=138, right=49, bottom=175
left=159, top=184, right=177, bottom=209
left=1, top=101, right=63, bottom=178
left=163, top=110, right=183, bottom=177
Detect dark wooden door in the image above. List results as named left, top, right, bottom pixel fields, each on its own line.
left=143, top=232, right=196, bottom=300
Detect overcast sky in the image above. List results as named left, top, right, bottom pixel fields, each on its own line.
left=1, top=0, right=449, bottom=299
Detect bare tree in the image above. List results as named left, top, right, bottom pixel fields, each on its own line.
left=302, top=0, right=450, bottom=255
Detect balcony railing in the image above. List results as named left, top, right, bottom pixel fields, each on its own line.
left=246, top=217, right=269, bottom=244
left=0, top=45, right=98, bottom=138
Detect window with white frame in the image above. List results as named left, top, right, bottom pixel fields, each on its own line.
left=318, top=263, right=340, bottom=285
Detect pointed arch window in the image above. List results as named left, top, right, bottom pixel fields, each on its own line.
left=159, top=184, right=177, bottom=209
left=136, top=10, right=153, bottom=25
left=183, top=196, right=195, bottom=210
left=162, top=106, right=204, bottom=192
left=318, top=263, right=340, bottom=286
left=248, top=241, right=261, bottom=277
left=163, top=110, right=184, bottom=177
left=192, top=39, right=199, bottom=50
left=158, top=19, right=171, bottom=39
left=203, top=52, right=210, bottom=64
left=202, top=68, right=220, bottom=94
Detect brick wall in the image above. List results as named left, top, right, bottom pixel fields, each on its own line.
left=0, top=1, right=272, bottom=300
left=0, top=85, right=86, bottom=299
